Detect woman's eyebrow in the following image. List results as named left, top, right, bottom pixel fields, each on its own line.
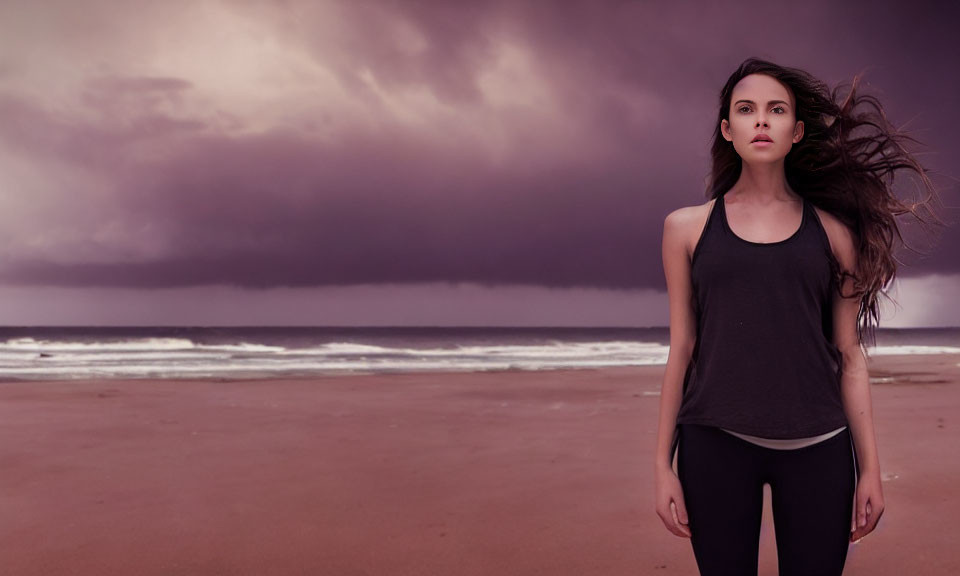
left=734, top=99, right=791, bottom=107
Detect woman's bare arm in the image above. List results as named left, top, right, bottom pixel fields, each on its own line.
left=653, top=206, right=701, bottom=538
left=820, top=208, right=885, bottom=540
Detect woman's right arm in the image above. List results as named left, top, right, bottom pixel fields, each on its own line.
left=653, top=207, right=698, bottom=538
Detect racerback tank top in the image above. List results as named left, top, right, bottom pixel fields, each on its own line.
left=674, top=192, right=849, bottom=441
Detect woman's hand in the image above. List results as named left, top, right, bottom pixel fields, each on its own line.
left=850, top=469, right=885, bottom=542
left=655, top=465, right=692, bottom=538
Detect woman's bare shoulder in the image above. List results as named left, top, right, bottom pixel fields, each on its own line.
left=665, top=198, right=718, bottom=260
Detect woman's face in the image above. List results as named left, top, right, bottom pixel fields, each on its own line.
left=721, top=73, right=803, bottom=162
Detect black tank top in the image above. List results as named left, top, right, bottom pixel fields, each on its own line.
left=674, top=192, right=848, bottom=441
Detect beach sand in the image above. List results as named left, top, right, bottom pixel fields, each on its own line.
left=1, top=354, right=957, bottom=575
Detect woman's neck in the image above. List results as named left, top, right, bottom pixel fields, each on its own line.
left=728, top=165, right=797, bottom=204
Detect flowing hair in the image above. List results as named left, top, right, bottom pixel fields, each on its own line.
left=707, top=57, right=949, bottom=356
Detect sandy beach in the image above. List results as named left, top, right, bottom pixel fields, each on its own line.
left=1, top=354, right=958, bottom=575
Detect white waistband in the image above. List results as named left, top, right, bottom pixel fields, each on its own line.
left=720, top=426, right=847, bottom=450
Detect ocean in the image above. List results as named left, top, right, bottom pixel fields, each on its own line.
left=1, top=326, right=959, bottom=381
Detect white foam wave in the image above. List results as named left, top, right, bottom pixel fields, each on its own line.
left=0, top=356, right=656, bottom=379
left=865, top=345, right=960, bottom=355
left=0, top=337, right=286, bottom=354
left=276, top=340, right=663, bottom=359
left=1, top=337, right=199, bottom=352
left=2, top=334, right=956, bottom=381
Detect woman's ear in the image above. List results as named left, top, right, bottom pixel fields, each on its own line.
left=794, top=120, right=804, bottom=143
left=721, top=119, right=731, bottom=142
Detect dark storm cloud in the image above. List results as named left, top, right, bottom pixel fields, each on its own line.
left=0, top=0, right=956, bottom=291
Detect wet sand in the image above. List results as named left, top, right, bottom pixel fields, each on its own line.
left=1, top=354, right=957, bottom=575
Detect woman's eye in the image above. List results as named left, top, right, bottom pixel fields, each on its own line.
left=738, top=106, right=750, bottom=113
left=774, top=106, right=785, bottom=114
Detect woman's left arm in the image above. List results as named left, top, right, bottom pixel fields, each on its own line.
left=838, top=339, right=884, bottom=542
left=828, top=215, right=885, bottom=543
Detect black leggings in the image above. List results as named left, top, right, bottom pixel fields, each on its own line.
left=676, top=423, right=858, bottom=576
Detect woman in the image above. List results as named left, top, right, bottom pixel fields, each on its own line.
left=654, top=57, right=945, bottom=576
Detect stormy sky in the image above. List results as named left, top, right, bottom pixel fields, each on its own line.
left=0, top=0, right=957, bottom=326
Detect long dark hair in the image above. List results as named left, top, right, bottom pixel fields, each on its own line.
left=708, top=57, right=948, bottom=355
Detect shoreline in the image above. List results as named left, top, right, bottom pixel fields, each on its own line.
left=2, top=349, right=957, bottom=385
